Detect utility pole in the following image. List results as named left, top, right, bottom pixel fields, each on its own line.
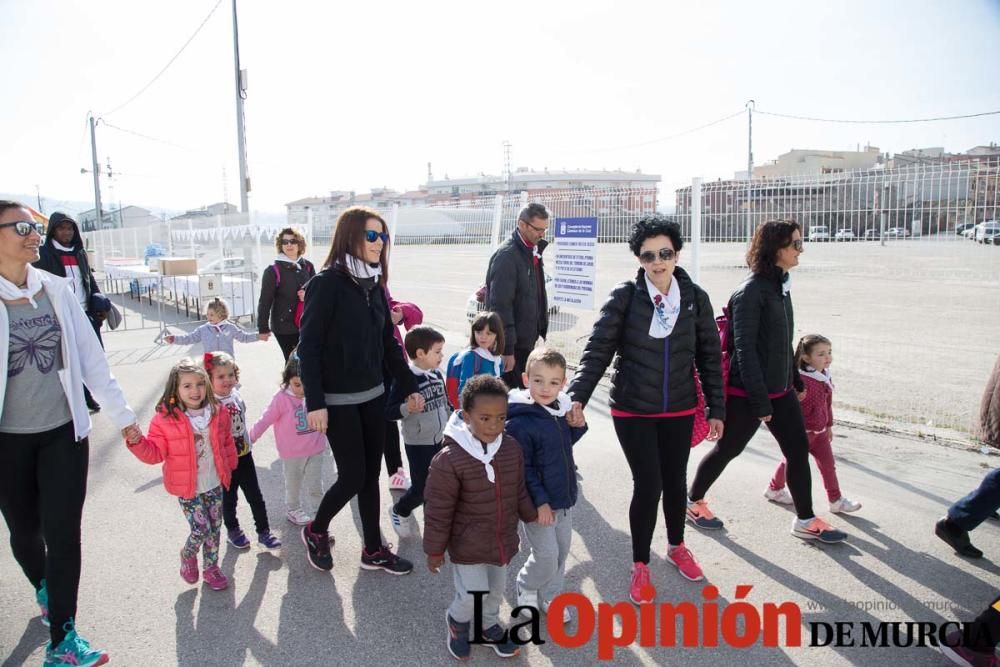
left=89, top=115, right=104, bottom=229
left=232, top=0, right=250, bottom=213
left=503, top=140, right=512, bottom=192
left=745, top=100, right=754, bottom=243
left=34, top=185, right=42, bottom=212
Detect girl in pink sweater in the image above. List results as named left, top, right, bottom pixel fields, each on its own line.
left=248, top=354, right=330, bottom=526
left=765, top=335, right=862, bottom=514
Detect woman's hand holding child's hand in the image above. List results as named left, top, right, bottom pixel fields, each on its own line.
left=536, top=504, right=555, bottom=526
left=407, top=393, right=425, bottom=413
left=307, top=409, right=328, bottom=434
left=122, top=424, right=142, bottom=445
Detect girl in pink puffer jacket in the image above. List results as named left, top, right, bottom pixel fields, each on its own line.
left=126, top=358, right=238, bottom=591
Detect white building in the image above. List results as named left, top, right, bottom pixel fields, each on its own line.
left=423, top=168, right=660, bottom=196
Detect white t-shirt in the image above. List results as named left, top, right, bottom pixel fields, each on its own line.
left=186, top=407, right=220, bottom=494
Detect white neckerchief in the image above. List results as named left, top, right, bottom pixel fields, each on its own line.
left=0, top=265, right=44, bottom=308
left=644, top=273, right=681, bottom=339
left=801, top=365, right=833, bottom=388
left=782, top=272, right=792, bottom=296
left=275, top=255, right=300, bottom=265
left=473, top=346, right=504, bottom=374
left=343, top=255, right=382, bottom=280
left=444, top=411, right=502, bottom=483
left=409, top=362, right=439, bottom=378
left=508, top=388, right=571, bottom=417
left=208, top=321, right=227, bottom=334
left=53, top=239, right=76, bottom=252
left=185, top=406, right=212, bottom=432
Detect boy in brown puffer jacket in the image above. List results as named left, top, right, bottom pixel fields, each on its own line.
left=424, top=375, right=538, bottom=662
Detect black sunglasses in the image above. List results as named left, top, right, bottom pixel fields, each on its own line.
left=639, top=247, right=676, bottom=264
left=0, top=221, right=45, bottom=237
left=280, top=238, right=299, bottom=245
left=365, top=230, right=390, bottom=243
left=788, top=239, right=804, bottom=251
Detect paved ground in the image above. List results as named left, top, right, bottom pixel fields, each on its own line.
left=2, top=327, right=999, bottom=666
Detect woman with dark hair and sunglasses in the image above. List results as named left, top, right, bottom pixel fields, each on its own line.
left=686, top=220, right=848, bottom=545
left=0, top=201, right=139, bottom=665
left=296, top=206, right=423, bottom=574
left=567, top=214, right=725, bottom=604
left=257, top=227, right=316, bottom=362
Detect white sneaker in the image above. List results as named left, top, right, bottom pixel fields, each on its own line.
left=541, top=597, right=572, bottom=624
left=388, top=506, right=412, bottom=538
left=388, top=468, right=410, bottom=491
left=764, top=487, right=794, bottom=505
left=830, top=497, right=862, bottom=513
left=286, top=509, right=312, bottom=526
left=516, top=584, right=538, bottom=612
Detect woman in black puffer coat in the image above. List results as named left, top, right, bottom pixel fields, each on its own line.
left=257, top=227, right=315, bottom=361
left=568, top=215, right=724, bottom=602
left=687, top=220, right=848, bottom=546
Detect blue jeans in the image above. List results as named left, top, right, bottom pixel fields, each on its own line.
left=948, top=468, right=1000, bottom=531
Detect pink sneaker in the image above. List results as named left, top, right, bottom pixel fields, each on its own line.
left=388, top=468, right=410, bottom=491
left=666, top=543, right=705, bottom=582
left=629, top=562, right=655, bottom=605
left=202, top=565, right=229, bottom=591
left=180, top=552, right=199, bottom=584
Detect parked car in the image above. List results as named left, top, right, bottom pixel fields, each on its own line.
left=976, top=221, right=1000, bottom=244
left=955, top=222, right=977, bottom=235
left=808, top=225, right=830, bottom=242
left=466, top=271, right=559, bottom=322
left=884, top=227, right=911, bottom=239
left=199, top=256, right=252, bottom=275
left=962, top=223, right=983, bottom=240
left=834, top=228, right=856, bottom=242
left=863, top=228, right=881, bottom=240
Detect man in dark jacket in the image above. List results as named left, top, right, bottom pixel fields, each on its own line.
left=485, top=203, right=550, bottom=389
left=34, top=212, right=107, bottom=412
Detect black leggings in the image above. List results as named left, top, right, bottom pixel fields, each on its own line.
left=393, top=444, right=442, bottom=517
left=275, top=333, right=299, bottom=362
left=0, top=422, right=87, bottom=646
left=313, top=396, right=386, bottom=553
left=383, top=421, right=403, bottom=476
left=689, top=392, right=814, bottom=520
left=223, top=452, right=269, bottom=533
left=613, top=415, right=694, bottom=563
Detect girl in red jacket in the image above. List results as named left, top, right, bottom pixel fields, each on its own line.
left=125, top=358, right=239, bottom=590
left=765, top=335, right=862, bottom=514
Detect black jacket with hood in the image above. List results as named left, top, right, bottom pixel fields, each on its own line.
left=33, top=212, right=101, bottom=307
left=485, top=230, right=549, bottom=354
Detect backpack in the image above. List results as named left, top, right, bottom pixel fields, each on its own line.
left=445, top=350, right=483, bottom=410
left=272, top=261, right=313, bottom=328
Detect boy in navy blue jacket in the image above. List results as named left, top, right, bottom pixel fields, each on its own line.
left=505, top=348, right=587, bottom=624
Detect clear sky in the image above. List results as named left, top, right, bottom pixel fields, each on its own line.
left=2, top=0, right=998, bottom=214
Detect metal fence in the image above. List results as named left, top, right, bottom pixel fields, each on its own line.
left=79, top=173, right=998, bottom=442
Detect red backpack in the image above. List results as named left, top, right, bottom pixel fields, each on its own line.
left=272, top=261, right=314, bottom=328
left=690, top=306, right=730, bottom=447
left=445, top=350, right=483, bottom=410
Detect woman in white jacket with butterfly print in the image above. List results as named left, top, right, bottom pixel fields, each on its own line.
left=0, top=201, right=138, bottom=666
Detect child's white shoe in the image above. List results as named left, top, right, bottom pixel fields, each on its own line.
left=830, top=497, right=862, bottom=513
left=388, top=506, right=412, bottom=538
left=764, top=487, right=794, bottom=505
left=541, top=597, right=572, bottom=624
left=286, top=509, right=312, bottom=526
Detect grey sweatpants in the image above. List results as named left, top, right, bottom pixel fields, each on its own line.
left=282, top=453, right=325, bottom=514
left=448, top=562, right=507, bottom=629
left=516, top=507, right=573, bottom=603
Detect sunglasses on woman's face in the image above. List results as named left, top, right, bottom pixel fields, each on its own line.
left=280, top=238, right=298, bottom=246
left=0, top=221, right=45, bottom=237
left=787, top=239, right=804, bottom=251
left=639, top=247, right=676, bottom=264
left=364, top=230, right=390, bottom=243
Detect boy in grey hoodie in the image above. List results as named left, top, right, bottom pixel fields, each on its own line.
left=385, top=326, right=451, bottom=537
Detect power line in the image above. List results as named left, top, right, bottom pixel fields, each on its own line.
left=756, top=108, right=1000, bottom=124
left=101, top=0, right=224, bottom=116
left=100, top=120, right=192, bottom=151
left=581, top=110, right=745, bottom=153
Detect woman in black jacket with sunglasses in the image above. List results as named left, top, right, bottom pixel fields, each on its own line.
left=296, top=206, right=421, bottom=576
left=686, top=220, right=848, bottom=545
left=568, top=215, right=724, bottom=604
